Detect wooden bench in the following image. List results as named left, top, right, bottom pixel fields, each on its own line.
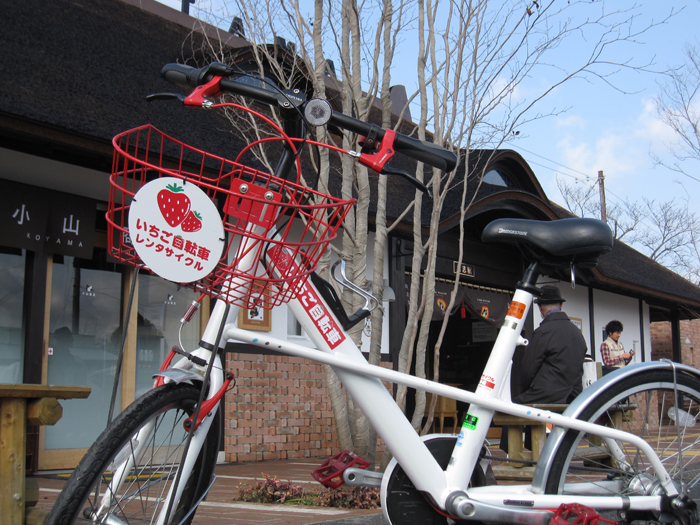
left=1, top=384, right=91, bottom=525
left=492, top=404, right=568, bottom=480
left=492, top=402, right=637, bottom=480
left=581, top=403, right=637, bottom=467
left=424, top=392, right=459, bottom=434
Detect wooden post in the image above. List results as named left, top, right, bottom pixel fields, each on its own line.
left=1, top=398, right=27, bottom=525
left=121, top=267, right=139, bottom=410
left=0, top=385, right=90, bottom=524
left=598, top=170, right=607, bottom=222
left=27, top=398, right=63, bottom=427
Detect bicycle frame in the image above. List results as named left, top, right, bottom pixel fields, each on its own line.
left=107, top=215, right=677, bottom=523
left=87, top=62, right=697, bottom=525
left=97, top=218, right=690, bottom=523
left=151, top=273, right=680, bottom=521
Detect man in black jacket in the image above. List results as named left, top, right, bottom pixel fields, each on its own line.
left=501, top=285, right=587, bottom=453
left=514, top=285, right=588, bottom=404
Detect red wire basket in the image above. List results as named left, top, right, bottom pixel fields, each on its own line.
left=107, top=124, right=354, bottom=309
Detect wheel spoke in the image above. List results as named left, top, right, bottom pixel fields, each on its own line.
left=46, top=384, right=220, bottom=525
left=544, top=369, right=700, bottom=524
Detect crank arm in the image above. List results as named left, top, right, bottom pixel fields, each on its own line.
left=343, top=468, right=382, bottom=488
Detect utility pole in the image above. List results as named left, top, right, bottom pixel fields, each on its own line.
left=181, top=0, right=194, bottom=15
left=597, top=170, right=607, bottom=222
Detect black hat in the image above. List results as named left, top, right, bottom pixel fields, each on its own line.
left=535, top=285, right=565, bottom=305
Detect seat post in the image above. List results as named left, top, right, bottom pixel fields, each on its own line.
left=518, top=261, right=543, bottom=296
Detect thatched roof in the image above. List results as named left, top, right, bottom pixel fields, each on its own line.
left=2, top=0, right=699, bottom=319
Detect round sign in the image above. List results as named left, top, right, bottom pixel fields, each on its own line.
left=128, top=177, right=225, bottom=283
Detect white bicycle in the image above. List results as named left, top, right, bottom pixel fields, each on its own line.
left=47, top=62, right=700, bottom=525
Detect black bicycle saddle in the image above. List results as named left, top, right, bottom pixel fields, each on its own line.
left=482, top=218, right=613, bottom=267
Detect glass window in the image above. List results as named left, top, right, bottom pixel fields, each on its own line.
left=0, top=249, right=25, bottom=384
left=45, top=255, right=122, bottom=449
left=287, top=307, right=303, bottom=337
left=483, top=169, right=510, bottom=187
left=135, top=274, right=202, bottom=398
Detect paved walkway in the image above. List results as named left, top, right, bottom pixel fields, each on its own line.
left=32, top=457, right=384, bottom=525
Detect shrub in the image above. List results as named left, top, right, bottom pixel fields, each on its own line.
left=236, top=473, right=304, bottom=504
left=236, top=474, right=381, bottom=509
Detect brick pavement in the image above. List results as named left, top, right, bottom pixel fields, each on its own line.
left=32, top=457, right=384, bottom=525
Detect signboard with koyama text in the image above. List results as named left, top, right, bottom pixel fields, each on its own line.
left=0, top=179, right=95, bottom=258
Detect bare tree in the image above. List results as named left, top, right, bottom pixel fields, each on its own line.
left=396, top=0, right=678, bottom=454
left=180, top=0, right=678, bottom=468
left=557, top=177, right=700, bottom=282
left=184, top=0, right=411, bottom=467
left=654, top=44, right=700, bottom=185
left=556, top=177, right=641, bottom=241
left=629, top=198, right=700, bottom=281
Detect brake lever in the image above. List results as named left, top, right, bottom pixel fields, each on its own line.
left=147, top=75, right=224, bottom=108
left=353, top=129, right=432, bottom=199
left=382, top=164, right=432, bottom=199
left=146, top=92, right=186, bottom=102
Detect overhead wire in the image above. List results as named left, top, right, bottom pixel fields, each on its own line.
left=510, top=144, right=682, bottom=238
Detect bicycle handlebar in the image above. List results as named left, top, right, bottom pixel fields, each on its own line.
left=161, top=63, right=457, bottom=174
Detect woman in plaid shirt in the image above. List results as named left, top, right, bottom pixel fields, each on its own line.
left=600, top=320, right=633, bottom=369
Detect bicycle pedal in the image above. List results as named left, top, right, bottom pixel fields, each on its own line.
left=549, top=503, right=599, bottom=525
left=312, top=450, right=370, bottom=488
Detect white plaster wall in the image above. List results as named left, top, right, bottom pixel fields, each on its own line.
left=592, top=288, right=649, bottom=363
left=533, top=279, right=592, bottom=351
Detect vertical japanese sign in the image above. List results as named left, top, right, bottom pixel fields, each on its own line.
left=267, top=246, right=346, bottom=349
left=0, top=179, right=95, bottom=258
left=296, top=280, right=346, bottom=349
left=45, top=191, right=96, bottom=259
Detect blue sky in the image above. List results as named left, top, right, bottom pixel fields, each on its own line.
left=154, top=0, right=700, bottom=216
left=504, top=2, right=700, bottom=214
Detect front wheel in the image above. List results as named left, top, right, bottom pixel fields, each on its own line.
left=544, top=368, right=700, bottom=524
left=47, top=382, right=221, bottom=525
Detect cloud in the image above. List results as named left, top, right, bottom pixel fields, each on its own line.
left=543, top=94, right=700, bottom=209
left=555, top=114, right=585, bottom=129
left=555, top=98, right=674, bottom=182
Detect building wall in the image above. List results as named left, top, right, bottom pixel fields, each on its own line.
left=591, top=289, right=650, bottom=363
left=650, top=322, right=673, bottom=361
left=651, top=319, right=700, bottom=366
left=223, top=352, right=389, bottom=463
left=536, top=281, right=592, bottom=347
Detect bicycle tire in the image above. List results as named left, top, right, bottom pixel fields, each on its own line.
left=543, top=368, right=700, bottom=523
left=46, top=382, right=221, bottom=525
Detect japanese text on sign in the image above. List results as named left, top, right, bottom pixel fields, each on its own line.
left=128, top=177, right=223, bottom=283
left=296, top=281, right=346, bottom=349
left=453, top=261, right=475, bottom=278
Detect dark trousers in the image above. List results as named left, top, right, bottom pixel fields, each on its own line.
left=499, top=425, right=532, bottom=454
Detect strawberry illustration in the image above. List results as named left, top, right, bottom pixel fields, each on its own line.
left=181, top=210, right=202, bottom=232
left=157, top=183, right=191, bottom=227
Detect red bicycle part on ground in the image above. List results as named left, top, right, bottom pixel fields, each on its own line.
left=550, top=503, right=600, bottom=525
left=311, top=450, right=371, bottom=489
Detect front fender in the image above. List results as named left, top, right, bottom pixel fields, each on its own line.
left=153, top=368, right=204, bottom=385
left=531, top=360, right=700, bottom=493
